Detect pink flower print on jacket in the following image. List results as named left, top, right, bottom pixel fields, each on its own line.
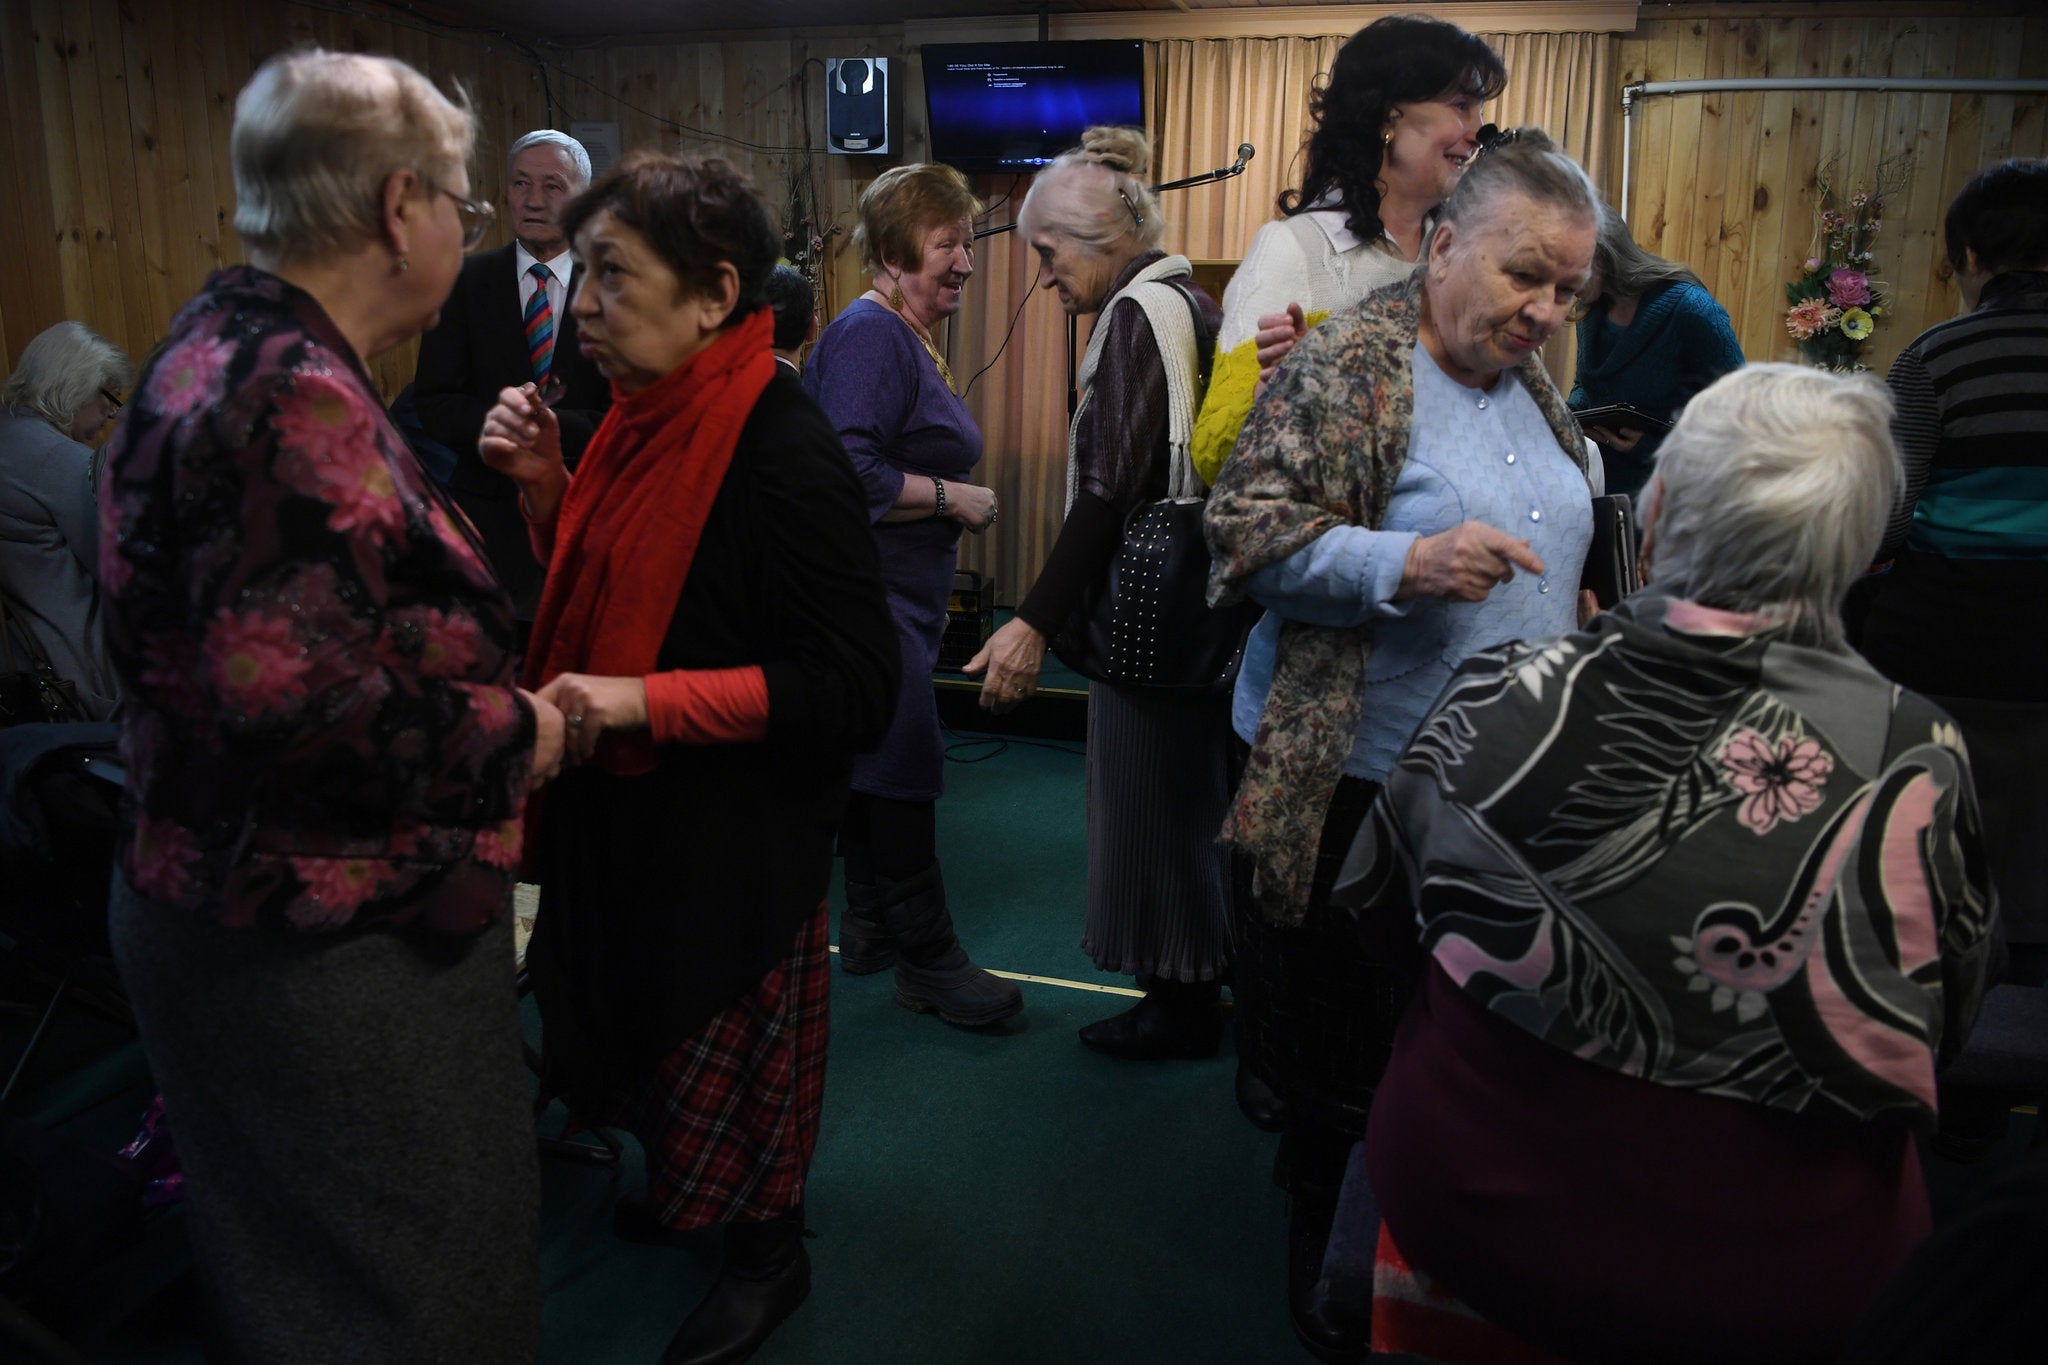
left=205, top=608, right=312, bottom=718
left=271, top=375, right=408, bottom=543
left=1719, top=728, right=1834, bottom=835
left=130, top=815, right=201, bottom=903
left=474, top=819, right=524, bottom=871
left=409, top=608, right=486, bottom=680
left=288, top=857, right=396, bottom=928
left=146, top=334, right=237, bottom=420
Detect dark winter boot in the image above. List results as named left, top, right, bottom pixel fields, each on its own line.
left=836, top=876, right=895, bottom=975
left=882, top=863, right=1023, bottom=1027
left=661, top=1204, right=812, bottom=1365
left=1078, top=977, right=1223, bottom=1059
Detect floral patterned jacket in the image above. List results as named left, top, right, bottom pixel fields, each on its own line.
left=1339, top=594, right=1995, bottom=1125
left=99, top=267, right=535, bottom=934
left=1203, top=274, right=1588, bottom=924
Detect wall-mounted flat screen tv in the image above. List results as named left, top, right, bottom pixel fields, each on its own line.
left=922, top=40, right=1146, bottom=174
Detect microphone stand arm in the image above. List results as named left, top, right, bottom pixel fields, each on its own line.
left=972, top=154, right=1252, bottom=239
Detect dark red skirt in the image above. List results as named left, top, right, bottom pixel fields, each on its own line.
left=602, top=900, right=830, bottom=1230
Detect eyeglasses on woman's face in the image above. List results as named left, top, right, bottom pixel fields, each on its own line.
left=436, top=185, right=496, bottom=249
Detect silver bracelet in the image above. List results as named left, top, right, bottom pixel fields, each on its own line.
left=932, top=475, right=947, bottom=519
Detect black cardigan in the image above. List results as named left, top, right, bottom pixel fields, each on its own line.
left=526, top=367, right=898, bottom=1103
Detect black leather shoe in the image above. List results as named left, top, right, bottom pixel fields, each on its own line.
left=1079, top=982, right=1222, bottom=1060
left=662, top=1211, right=811, bottom=1365
left=1287, top=1184, right=1370, bottom=1362
left=1236, top=1058, right=1289, bottom=1133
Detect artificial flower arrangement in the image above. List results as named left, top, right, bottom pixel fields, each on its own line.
left=1783, top=152, right=1913, bottom=371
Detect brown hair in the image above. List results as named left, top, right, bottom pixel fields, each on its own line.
left=560, top=151, right=781, bottom=324
left=852, top=163, right=982, bottom=275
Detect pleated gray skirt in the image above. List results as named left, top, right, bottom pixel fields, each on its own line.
left=109, top=876, right=541, bottom=1365
left=1082, top=681, right=1236, bottom=983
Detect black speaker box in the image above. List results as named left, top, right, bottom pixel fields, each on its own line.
left=826, top=57, right=889, bottom=154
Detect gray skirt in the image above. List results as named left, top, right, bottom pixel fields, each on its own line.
left=109, top=876, right=541, bottom=1365
left=1082, top=681, right=1236, bottom=982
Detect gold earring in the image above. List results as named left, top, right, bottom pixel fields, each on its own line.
left=888, top=280, right=905, bottom=310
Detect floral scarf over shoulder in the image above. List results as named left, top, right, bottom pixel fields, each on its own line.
left=1341, top=596, right=1995, bottom=1124
left=1202, top=273, right=1588, bottom=924
left=99, top=267, right=534, bottom=934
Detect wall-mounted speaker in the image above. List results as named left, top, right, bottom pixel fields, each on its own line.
left=826, top=57, right=889, bottom=155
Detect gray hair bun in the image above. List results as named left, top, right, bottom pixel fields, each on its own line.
left=1078, top=125, right=1152, bottom=181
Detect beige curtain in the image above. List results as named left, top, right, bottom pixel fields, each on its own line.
left=952, top=29, right=1621, bottom=602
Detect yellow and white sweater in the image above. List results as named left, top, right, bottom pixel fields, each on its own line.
left=1190, top=206, right=1420, bottom=488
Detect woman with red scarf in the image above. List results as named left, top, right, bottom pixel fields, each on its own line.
left=480, top=152, right=896, bottom=1365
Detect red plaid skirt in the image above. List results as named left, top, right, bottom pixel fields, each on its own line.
left=608, top=900, right=830, bottom=1230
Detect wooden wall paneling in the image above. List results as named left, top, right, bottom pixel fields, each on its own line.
left=1684, top=20, right=1734, bottom=304
left=112, top=0, right=178, bottom=347
left=83, top=0, right=156, bottom=357
left=1886, top=26, right=1960, bottom=375
left=29, top=0, right=95, bottom=336
left=2015, top=21, right=2048, bottom=159
left=1733, top=20, right=1801, bottom=366
left=51, top=0, right=125, bottom=351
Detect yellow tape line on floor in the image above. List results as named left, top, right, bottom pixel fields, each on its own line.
left=828, top=946, right=1144, bottom=997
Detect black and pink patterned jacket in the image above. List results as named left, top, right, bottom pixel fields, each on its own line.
left=100, top=266, right=535, bottom=934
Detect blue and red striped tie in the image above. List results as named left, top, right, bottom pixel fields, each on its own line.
left=523, top=262, right=555, bottom=382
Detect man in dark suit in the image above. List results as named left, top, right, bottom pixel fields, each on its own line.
left=413, top=129, right=610, bottom=623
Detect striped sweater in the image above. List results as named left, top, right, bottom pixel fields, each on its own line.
left=1864, top=270, right=2048, bottom=701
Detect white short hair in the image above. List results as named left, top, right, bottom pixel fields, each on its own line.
left=1018, top=125, right=1166, bottom=253
left=231, top=49, right=475, bottom=266
left=1648, top=363, right=1899, bottom=648
left=509, top=129, right=592, bottom=187
left=2, top=321, right=134, bottom=433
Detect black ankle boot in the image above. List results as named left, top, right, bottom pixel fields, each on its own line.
left=881, top=863, right=1022, bottom=1027
left=661, top=1205, right=811, bottom=1365
left=1235, top=1058, right=1289, bottom=1133
left=1282, top=1138, right=1371, bottom=1363
left=1078, top=978, right=1222, bottom=1059
left=837, top=877, right=895, bottom=975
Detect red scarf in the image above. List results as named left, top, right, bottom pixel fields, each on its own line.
left=524, top=307, right=776, bottom=776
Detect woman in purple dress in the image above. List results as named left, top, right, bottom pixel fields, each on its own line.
left=804, top=163, right=1020, bottom=1028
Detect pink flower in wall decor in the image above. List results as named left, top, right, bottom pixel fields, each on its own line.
left=1826, top=268, right=1872, bottom=308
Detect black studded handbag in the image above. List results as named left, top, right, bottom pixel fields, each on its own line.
left=1051, top=493, right=1259, bottom=694
left=0, top=593, right=83, bottom=728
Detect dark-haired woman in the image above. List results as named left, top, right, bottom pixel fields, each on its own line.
left=1569, top=202, right=1745, bottom=500
left=481, top=151, right=896, bottom=1364
left=1190, top=13, right=1506, bottom=486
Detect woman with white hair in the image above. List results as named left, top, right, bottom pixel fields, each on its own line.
left=1, top=320, right=134, bottom=719
left=1339, top=363, right=1995, bottom=1364
left=100, top=48, right=562, bottom=1362
left=965, top=126, right=1230, bottom=1057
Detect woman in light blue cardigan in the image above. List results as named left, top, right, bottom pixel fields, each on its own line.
left=1570, top=203, right=1745, bottom=498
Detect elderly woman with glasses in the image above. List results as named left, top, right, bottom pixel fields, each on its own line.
left=1339, top=364, right=1994, bottom=1364
left=99, top=50, right=561, bottom=1363
left=1203, top=125, right=1603, bottom=1356
left=963, top=126, right=1231, bottom=1058
left=1, top=320, right=135, bottom=720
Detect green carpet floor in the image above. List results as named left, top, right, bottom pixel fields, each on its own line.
left=9, top=710, right=2039, bottom=1363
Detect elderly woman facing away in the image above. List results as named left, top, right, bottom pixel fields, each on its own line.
left=964, top=126, right=1228, bottom=1057
left=1341, top=364, right=1994, bottom=1365
left=803, top=163, right=1020, bottom=1029
left=0, top=321, right=135, bottom=719
left=99, top=50, right=561, bottom=1363
left=1203, top=126, right=1601, bottom=1354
